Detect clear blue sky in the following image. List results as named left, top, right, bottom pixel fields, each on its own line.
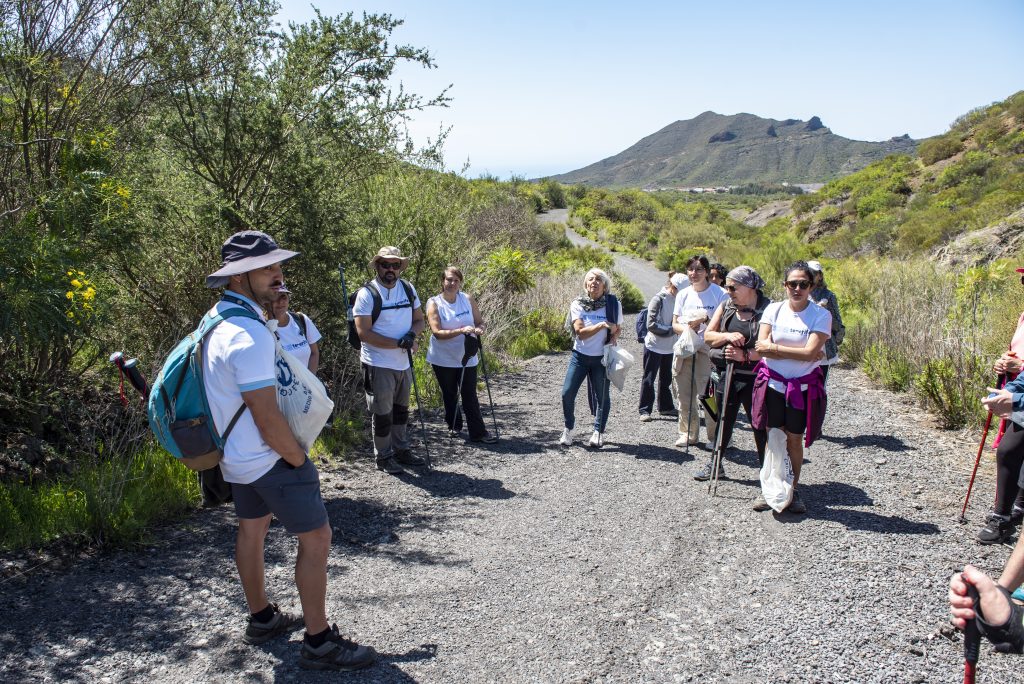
left=278, top=0, right=1024, bottom=179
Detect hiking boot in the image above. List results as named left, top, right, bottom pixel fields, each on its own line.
left=659, top=408, right=679, bottom=418
left=693, top=460, right=724, bottom=482
left=752, top=495, right=772, bottom=512
left=588, top=431, right=603, bottom=448
left=978, top=513, right=1014, bottom=544
left=787, top=491, right=807, bottom=515
left=375, top=456, right=403, bottom=474
left=299, top=624, right=376, bottom=671
left=559, top=428, right=573, bottom=446
left=394, top=449, right=425, bottom=466
left=470, top=433, right=498, bottom=444
left=243, top=603, right=303, bottom=645
left=639, top=413, right=653, bottom=422
left=1011, top=505, right=1024, bottom=527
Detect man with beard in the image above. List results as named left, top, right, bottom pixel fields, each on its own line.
left=204, top=231, right=375, bottom=671
left=354, top=246, right=426, bottom=474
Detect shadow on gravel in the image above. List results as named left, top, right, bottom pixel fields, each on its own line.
left=777, top=481, right=941, bottom=535
left=613, top=442, right=695, bottom=464
left=265, top=643, right=434, bottom=682
left=395, top=469, right=515, bottom=501
left=819, top=433, right=912, bottom=453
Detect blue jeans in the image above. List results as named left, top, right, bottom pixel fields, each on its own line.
left=562, top=350, right=611, bottom=432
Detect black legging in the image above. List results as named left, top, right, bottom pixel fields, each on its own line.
left=712, top=371, right=767, bottom=467
left=994, top=421, right=1024, bottom=516
left=432, top=364, right=487, bottom=439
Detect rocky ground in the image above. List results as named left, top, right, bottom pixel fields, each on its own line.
left=1, top=321, right=1019, bottom=683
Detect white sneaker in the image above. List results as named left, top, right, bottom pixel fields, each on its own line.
left=674, top=435, right=688, bottom=447
left=639, top=413, right=653, bottom=422
left=589, top=431, right=603, bottom=448
left=559, top=428, right=573, bottom=446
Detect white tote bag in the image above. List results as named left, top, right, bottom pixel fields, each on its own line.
left=760, top=427, right=794, bottom=512
left=602, top=344, right=636, bottom=392
left=266, top=320, right=335, bottom=451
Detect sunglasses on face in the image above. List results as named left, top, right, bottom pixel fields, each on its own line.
left=725, top=284, right=741, bottom=293
left=378, top=261, right=402, bottom=270
left=785, top=280, right=811, bottom=290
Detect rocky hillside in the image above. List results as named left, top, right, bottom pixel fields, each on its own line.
left=547, top=111, right=916, bottom=188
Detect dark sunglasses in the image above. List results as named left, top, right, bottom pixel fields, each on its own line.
left=785, top=280, right=811, bottom=290
left=725, top=284, right=740, bottom=293
left=378, top=261, right=403, bottom=270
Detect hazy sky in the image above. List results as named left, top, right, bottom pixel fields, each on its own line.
left=277, top=0, right=1024, bottom=179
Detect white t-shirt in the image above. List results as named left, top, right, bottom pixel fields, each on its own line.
left=570, top=297, right=623, bottom=357
left=761, top=300, right=832, bottom=392
left=673, top=283, right=728, bottom=341
left=354, top=279, right=421, bottom=371
left=276, top=312, right=322, bottom=369
left=644, top=288, right=678, bottom=354
left=202, top=294, right=281, bottom=485
left=426, top=292, right=478, bottom=368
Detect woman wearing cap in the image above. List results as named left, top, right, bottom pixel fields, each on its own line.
left=560, top=268, right=622, bottom=449
left=639, top=271, right=688, bottom=421
left=975, top=268, right=1024, bottom=545
left=807, top=260, right=844, bottom=382
left=271, top=287, right=321, bottom=373
left=426, top=266, right=496, bottom=443
left=751, top=260, right=831, bottom=514
left=698, top=266, right=771, bottom=482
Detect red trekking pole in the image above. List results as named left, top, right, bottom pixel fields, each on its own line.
left=963, top=583, right=981, bottom=684
left=960, top=373, right=1007, bottom=522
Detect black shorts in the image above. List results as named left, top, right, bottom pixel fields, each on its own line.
left=763, top=386, right=807, bottom=435
left=231, top=458, right=328, bottom=533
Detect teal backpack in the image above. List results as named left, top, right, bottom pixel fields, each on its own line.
left=147, top=304, right=261, bottom=471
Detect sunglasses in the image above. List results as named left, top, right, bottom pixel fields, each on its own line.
left=378, top=261, right=403, bottom=270
left=725, top=284, right=742, bottom=293
left=785, top=280, right=811, bottom=290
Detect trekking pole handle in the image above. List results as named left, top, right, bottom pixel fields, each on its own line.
left=109, top=352, right=150, bottom=400
left=964, top=582, right=981, bottom=683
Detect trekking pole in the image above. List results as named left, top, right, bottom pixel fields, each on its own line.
left=709, top=360, right=735, bottom=496
left=476, top=336, right=500, bottom=439
left=961, top=373, right=1007, bottom=522
left=338, top=264, right=355, bottom=329
left=685, top=353, right=696, bottom=459
left=406, top=349, right=432, bottom=470
left=451, top=361, right=467, bottom=439
left=963, top=582, right=981, bottom=684
left=109, top=352, right=150, bottom=402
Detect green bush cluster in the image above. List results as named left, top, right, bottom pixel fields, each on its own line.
left=919, top=133, right=965, bottom=165
left=506, top=308, right=572, bottom=358
left=862, top=343, right=914, bottom=392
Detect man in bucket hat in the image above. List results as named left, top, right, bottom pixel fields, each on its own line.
left=204, top=230, right=376, bottom=671
left=354, top=246, right=426, bottom=474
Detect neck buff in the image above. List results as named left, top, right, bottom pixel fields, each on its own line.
left=575, top=294, right=608, bottom=312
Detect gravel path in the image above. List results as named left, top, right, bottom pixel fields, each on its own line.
left=2, top=240, right=1019, bottom=681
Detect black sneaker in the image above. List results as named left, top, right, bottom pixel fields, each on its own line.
left=1011, top=505, right=1024, bottom=527
left=243, top=603, right=303, bottom=645
left=978, top=513, right=1014, bottom=544
left=786, top=490, right=807, bottom=515
left=659, top=409, right=679, bottom=418
left=693, top=460, right=725, bottom=482
left=299, top=625, right=376, bottom=671
left=375, top=456, right=403, bottom=474
left=394, top=449, right=425, bottom=466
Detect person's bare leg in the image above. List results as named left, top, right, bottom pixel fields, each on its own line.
left=295, top=522, right=332, bottom=634
left=236, top=514, right=273, bottom=612
left=787, top=431, right=804, bottom=488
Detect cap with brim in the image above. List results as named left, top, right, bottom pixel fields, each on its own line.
left=806, top=260, right=823, bottom=273
left=670, top=273, right=689, bottom=289
left=205, top=230, right=299, bottom=288
left=369, top=246, right=410, bottom=270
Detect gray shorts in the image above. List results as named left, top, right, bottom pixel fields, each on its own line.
left=363, top=364, right=411, bottom=414
left=231, top=458, right=328, bottom=533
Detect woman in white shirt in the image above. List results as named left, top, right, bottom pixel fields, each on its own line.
left=559, top=268, right=621, bottom=449
left=271, top=286, right=321, bottom=372
left=426, top=267, right=496, bottom=443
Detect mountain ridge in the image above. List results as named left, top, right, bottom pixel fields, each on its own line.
left=547, top=111, right=917, bottom=188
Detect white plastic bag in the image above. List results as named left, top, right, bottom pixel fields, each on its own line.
left=673, top=325, right=701, bottom=359
left=266, top=321, right=335, bottom=451
left=760, top=427, right=794, bottom=512
left=602, top=344, right=635, bottom=391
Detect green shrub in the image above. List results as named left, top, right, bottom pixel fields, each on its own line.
left=862, top=342, right=914, bottom=392
left=538, top=180, right=567, bottom=209
left=612, top=272, right=644, bottom=313
left=915, top=355, right=987, bottom=429
left=919, top=133, right=965, bottom=165
left=506, top=307, right=571, bottom=358
left=938, top=150, right=994, bottom=189
left=480, top=247, right=537, bottom=293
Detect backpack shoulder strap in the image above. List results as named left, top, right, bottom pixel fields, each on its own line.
left=606, top=294, right=619, bottom=325
left=291, top=311, right=308, bottom=339
left=400, top=279, right=416, bottom=306
left=362, top=281, right=384, bottom=323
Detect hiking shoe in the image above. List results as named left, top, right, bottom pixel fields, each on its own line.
left=447, top=429, right=460, bottom=438
left=299, top=624, right=376, bottom=671
left=693, top=460, right=724, bottom=482
left=243, top=603, right=303, bottom=645
left=375, top=456, right=403, bottom=474
left=394, top=449, right=425, bottom=466
left=674, top=435, right=701, bottom=448
left=1012, top=585, right=1024, bottom=603
left=659, top=409, right=679, bottom=418
left=588, top=431, right=603, bottom=448
left=558, top=428, right=573, bottom=446
left=978, top=513, right=1014, bottom=544
left=1011, top=505, right=1024, bottom=527
left=471, top=433, right=498, bottom=444
left=639, top=413, right=653, bottom=422
left=752, top=495, right=772, bottom=512
left=787, top=491, right=807, bottom=515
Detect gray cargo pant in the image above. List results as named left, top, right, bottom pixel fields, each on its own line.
left=362, top=364, right=411, bottom=459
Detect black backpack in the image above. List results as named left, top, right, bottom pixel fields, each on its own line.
left=346, top=279, right=416, bottom=350
left=635, top=307, right=649, bottom=343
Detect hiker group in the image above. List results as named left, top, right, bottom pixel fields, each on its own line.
left=558, top=254, right=842, bottom=516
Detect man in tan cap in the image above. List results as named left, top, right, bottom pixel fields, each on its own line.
left=353, top=246, right=426, bottom=473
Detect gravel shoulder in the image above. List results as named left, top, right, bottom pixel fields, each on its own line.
left=2, top=323, right=1016, bottom=682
